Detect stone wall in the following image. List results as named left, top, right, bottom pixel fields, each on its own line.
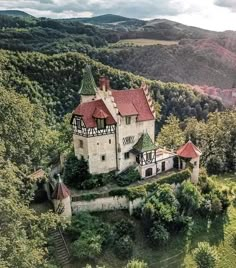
left=72, top=196, right=145, bottom=215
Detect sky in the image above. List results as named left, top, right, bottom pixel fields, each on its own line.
left=0, top=0, right=236, bottom=31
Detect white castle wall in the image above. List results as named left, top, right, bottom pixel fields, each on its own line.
left=72, top=196, right=145, bottom=215
left=117, top=117, right=155, bottom=172
left=73, top=132, right=117, bottom=174
left=72, top=196, right=129, bottom=213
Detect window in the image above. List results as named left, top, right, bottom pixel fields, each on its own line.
left=161, top=161, right=166, bottom=172
left=109, top=139, right=111, bottom=144
left=79, top=140, right=83, bottom=148
left=125, top=116, right=131, bottom=125
left=124, top=152, right=130, bottom=159
left=76, top=118, right=82, bottom=129
left=101, top=155, right=106, bottom=161
left=146, top=152, right=152, bottom=161
left=123, top=136, right=135, bottom=145
left=96, top=118, right=106, bottom=130
left=145, top=168, right=153, bottom=177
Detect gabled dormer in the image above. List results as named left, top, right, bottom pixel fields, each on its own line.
left=79, top=65, right=97, bottom=103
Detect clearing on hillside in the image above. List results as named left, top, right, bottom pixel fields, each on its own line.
left=118, top=39, right=179, bottom=46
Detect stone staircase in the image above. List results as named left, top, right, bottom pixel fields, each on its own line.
left=50, top=227, right=71, bottom=267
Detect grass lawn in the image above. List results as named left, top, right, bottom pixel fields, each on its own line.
left=117, top=39, right=179, bottom=46
left=68, top=174, right=236, bottom=268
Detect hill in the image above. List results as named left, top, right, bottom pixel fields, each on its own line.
left=94, top=38, right=236, bottom=88
left=0, top=13, right=235, bottom=89
left=0, top=49, right=223, bottom=126
left=0, top=10, right=32, bottom=17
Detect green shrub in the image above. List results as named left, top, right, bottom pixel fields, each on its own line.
left=211, top=196, right=222, bottom=216
left=158, top=170, right=191, bottom=185
left=177, top=180, right=202, bottom=214
left=114, top=235, right=133, bottom=259
left=193, top=242, right=218, bottom=268
left=116, top=167, right=141, bottom=187
left=127, top=185, right=147, bottom=201
left=113, top=219, right=135, bottom=240
left=71, top=231, right=102, bottom=259
left=109, top=188, right=130, bottom=197
left=149, top=223, right=170, bottom=246
left=199, top=176, right=216, bottom=194
left=198, top=198, right=212, bottom=217
left=216, top=190, right=231, bottom=211
left=231, top=232, right=236, bottom=247
left=125, top=259, right=148, bottom=268
left=63, top=154, right=91, bottom=188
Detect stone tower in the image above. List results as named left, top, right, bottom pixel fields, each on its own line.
left=51, top=176, right=72, bottom=217
left=177, top=140, right=202, bottom=184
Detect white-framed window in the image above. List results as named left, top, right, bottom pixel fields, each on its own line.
left=125, top=116, right=131, bottom=125
left=124, top=152, right=130, bottom=159
left=97, top=118, right=106, bottom=130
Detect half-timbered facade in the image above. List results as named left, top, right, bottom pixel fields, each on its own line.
left=71, top=65, right=176, bottom=177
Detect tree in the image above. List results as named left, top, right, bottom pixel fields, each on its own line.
left=177, top=180, right=202, bottom=214
left=71, top=231, right=102, bottom=259
left=0, top=87, right=47, bottom=168
left=125, top=259, right=148, bottom=268
left=193, top=242, right=218, bottom=268
left=149, top=222, right=170, bottom=246
left=156, top=115, right=185, bottom=150
left=63, top=153, right=91, bottom=188
left=0, top=161, right=62, bottom=267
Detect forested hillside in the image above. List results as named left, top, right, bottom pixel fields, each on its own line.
left=0, top=13, right=236, bottom=88
left=0, top=50, right=223, bottom=126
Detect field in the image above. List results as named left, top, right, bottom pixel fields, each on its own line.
left=117, top=39, right=179, bottom=46
left=68, top=174, right=236, bottom=268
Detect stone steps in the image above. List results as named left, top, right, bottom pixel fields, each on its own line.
left=50, top=228, right=71, bottom=267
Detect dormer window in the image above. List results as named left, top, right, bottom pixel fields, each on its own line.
left=125, top=116, right=131, bottom=125
left=96, top=118, right=106, bottom=130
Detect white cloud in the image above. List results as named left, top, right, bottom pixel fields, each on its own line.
left=0, top=0, right=235, bottom=30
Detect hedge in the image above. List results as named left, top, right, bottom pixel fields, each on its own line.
left=75, top=170, right=191, bottom=202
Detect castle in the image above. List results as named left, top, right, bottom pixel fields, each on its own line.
left=71, top=65, right=201, bottom=180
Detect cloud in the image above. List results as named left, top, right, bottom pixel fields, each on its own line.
left=0, top=0, right=236, bottom=30
left=0, top=0, right=185, bottom=18
left=215, top=0, right=236, bottom=11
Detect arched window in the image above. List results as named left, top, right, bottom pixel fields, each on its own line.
left=145, top=168, right=153, bottom=177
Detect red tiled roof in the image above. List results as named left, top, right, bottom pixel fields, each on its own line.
left=52, top=182, right=70, bottom=200
left=117, top=102, right=138, bottom=116
left=93, top=107, right=109, bottom=119
left=73, top=99, right=116, bottom=128
left=111, top=89, right=154, bottom=121
left=177, top=141, right=202, bottom=159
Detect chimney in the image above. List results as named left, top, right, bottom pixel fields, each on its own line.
left=99, top=76, right=110, bottom=91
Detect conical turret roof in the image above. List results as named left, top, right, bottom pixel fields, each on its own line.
left=177, top=140, right=202, bottom=159
left=52, top=176, right=70, bottom=200
left=79, top=65, right=97, bottom=96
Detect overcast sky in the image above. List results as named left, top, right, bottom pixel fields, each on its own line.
left=0, top=0, right=236, bottom=31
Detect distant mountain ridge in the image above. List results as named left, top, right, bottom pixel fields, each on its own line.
left=0, top=10, right=32, bottom=17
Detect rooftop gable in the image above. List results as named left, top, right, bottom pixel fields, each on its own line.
left=111, top=88, right=154, bottom=121
left=73, top=99, right=116, bottom=128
